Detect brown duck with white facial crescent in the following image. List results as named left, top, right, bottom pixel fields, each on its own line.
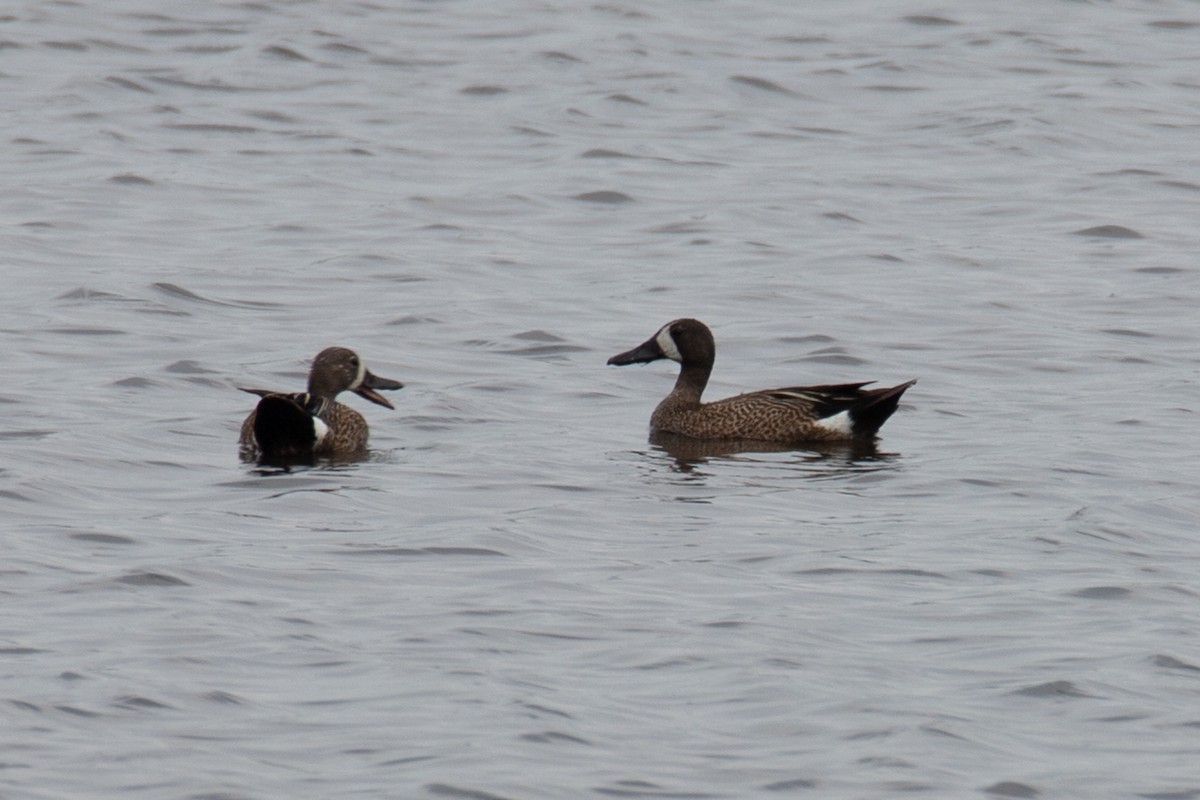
left=608, top=318, right=914, bottom=443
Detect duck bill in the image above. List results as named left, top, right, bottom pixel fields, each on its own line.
left=354, top=369, right=404, bottom=409
left=607, top=337, right=664, bottom=366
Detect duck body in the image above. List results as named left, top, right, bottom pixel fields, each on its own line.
left=238, top=347, right=403, bottom=465
left=608, top=318, right=914, bottom=443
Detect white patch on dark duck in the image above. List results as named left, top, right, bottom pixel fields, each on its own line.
left=655, top=325, right=683, bottom=362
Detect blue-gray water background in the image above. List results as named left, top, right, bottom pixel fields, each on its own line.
left=3, top=1, right=1200, bottom=798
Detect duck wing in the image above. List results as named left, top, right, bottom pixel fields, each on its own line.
left=760, top=380, right=916, bottom=438
left=758, top=382, right=877, bottom=418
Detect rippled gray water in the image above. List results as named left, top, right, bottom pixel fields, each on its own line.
left=4, top=2, right=1200, bottom=798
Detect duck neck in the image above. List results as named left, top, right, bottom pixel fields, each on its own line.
left=299, top=393, right=332, bottom=417
left=669, top=362, right=710, bottom=406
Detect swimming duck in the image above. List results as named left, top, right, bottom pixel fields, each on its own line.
left=608, top=318, right=914, bottom=442
left=238, top=347, right=403, bottom=464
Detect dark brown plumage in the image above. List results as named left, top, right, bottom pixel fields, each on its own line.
left=608, top=318, right=914, bottom=443
left=238, top=347, right=403, bottom=465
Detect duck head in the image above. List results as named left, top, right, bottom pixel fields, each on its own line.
left=607, top=318, right=715, bottom=367
left=308, top=347, right=404, bottom=408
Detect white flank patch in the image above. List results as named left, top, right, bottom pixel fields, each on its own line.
left=655, top=326, right=683, bottom=362
left=312, top=416, right=331, bottom=445
left=815, top=409, right=853, bottom=435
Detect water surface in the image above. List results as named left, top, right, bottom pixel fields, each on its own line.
left=3, top=2, right=1200, bottom=798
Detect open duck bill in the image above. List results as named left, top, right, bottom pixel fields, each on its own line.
left=354, top=370, right=404, bottom=408
left=607, top=337, right=665, bottom=366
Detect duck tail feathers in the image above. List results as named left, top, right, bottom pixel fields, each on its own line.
left=253, top=395, right=319, bottom=464
left=850, top=379, right=916, bottom=438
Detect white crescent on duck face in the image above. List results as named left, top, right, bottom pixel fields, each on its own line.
left=608, top=318, right=914, bottom=443
left=654, top=324, right=683, bottom=362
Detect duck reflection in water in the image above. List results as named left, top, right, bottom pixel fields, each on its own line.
left=647, top=429, right=899, bottom=475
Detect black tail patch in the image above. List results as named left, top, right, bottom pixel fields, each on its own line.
left=253, top=395, right=318, bottom=465
left=850, top=380, right=916, bottom=438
